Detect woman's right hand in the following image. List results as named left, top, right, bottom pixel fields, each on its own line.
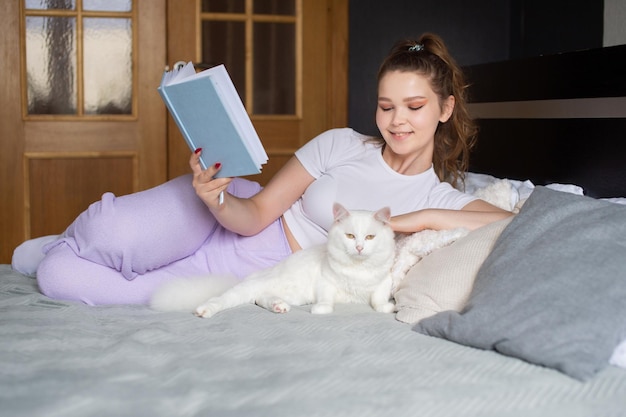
left=189, top=149, right=233, bottom=210
left=187, top=152, right=314, bottom=237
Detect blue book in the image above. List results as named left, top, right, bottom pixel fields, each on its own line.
left=158, top=62, right=268, bottom=178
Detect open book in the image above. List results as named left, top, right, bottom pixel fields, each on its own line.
left=158, top=62, right=268, bottom=178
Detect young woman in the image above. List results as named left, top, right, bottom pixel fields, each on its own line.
left=15, top=33, right=511, bottom=305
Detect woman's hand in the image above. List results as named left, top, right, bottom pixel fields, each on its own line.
left=189, top=149, right=232, bottom=210
left=187, top=151, right=314, bottom=237
left=390, top=200, right=513, bottom=234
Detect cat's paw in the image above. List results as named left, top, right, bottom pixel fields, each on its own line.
left=311, top=303, right=333, bottom=314
left=195, top=303, right=219, bottom=318
left=373, top=301, right=395, bottom=314
left=271, top=300, right=290, bottom=314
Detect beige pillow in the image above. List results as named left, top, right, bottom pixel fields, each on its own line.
left=394, top=216, right=514, bottom=324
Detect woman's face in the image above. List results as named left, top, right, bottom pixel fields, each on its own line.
left=376, top=70, right=454, bottom=171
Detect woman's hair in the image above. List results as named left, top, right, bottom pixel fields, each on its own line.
left=374, top=33, right=477, bottom=188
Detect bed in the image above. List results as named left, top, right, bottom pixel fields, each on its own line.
left=3, top=45, right=626, bottom=416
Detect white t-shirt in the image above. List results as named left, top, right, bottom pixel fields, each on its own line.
left=282, top=128, right=477, bottom=249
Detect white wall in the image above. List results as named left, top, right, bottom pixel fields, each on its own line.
left=604, top=0, right=626, bottom=46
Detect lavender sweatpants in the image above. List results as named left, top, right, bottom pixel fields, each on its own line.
left=37, top=175, right=292, bottom=305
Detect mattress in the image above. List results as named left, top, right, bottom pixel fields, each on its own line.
left=1, top=264, right=625, bottom=417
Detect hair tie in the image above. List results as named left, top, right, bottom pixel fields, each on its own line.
left=408, top=44, right=424, bottom=52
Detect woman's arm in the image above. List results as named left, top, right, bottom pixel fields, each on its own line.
left=390, top=199, right=513, bottom=234
left=190, top=151, right=315, bottom=236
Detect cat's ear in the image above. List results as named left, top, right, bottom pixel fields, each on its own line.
left=374, top=207, right=391, bottom=224
left=332, top=202, right=350, bottom=222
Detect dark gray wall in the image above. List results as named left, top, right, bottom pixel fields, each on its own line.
left=348, top=0, right=604, bottom=136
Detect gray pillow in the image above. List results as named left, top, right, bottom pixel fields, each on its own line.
left=414, top=186, right=626, bottom=381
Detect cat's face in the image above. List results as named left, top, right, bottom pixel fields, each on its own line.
left=329, top=203, right=394, bottom=258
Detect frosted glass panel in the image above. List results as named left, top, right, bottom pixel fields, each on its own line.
left=253, top=22, right=295, bottom=114
left=83, top=0, right=131, bottom=12
left=26, top=16, right=77, bottom=114
left=25, top=0, right=75, bottom=10
left=83, top=18, right=132, bottom=114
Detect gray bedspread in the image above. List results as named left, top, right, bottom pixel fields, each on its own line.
left=1, top=264, right=625, bottom=417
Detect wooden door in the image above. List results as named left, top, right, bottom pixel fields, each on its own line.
left=0, top=1, right=167, bottom=263
left=0, top=0, right=348, bottom=264
left=166, top=0, right=348, bottom=184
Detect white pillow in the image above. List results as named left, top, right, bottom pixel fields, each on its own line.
left=394, top=216, right=513, bottom=324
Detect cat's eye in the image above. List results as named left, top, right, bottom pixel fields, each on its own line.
left=345, top=233, right=355, bottom=240
left=365, top=235, right=375, bottom=240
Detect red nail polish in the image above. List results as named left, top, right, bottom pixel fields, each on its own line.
left=194, top=148, right=202, bottom=154
left=214, top=162, right=222, bottom=169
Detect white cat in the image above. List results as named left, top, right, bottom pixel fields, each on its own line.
left=150, top=203, right=396, bottom=317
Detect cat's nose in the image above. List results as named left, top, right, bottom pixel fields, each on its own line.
left=356, top=245, right=363, bottom=253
